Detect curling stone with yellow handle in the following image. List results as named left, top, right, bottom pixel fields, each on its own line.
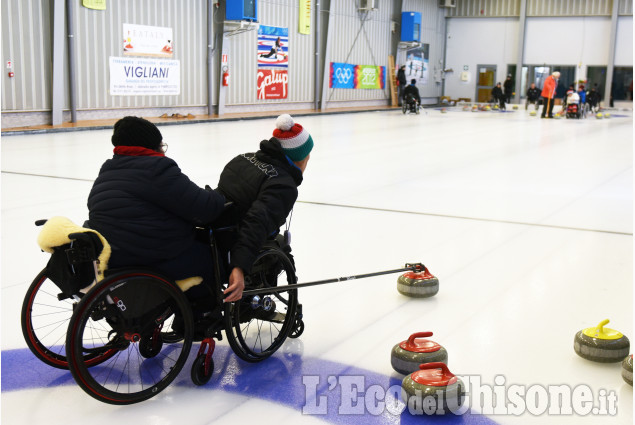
left=401, top=362, right=465, bottom=414
left=391, top=332, right=448, bottom=375
left=574, top=319, right=630, bottom=363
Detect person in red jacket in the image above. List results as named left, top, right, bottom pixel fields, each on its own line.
left=540, top=71, right=560, bottom=118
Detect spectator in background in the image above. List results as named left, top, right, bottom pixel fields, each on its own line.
left=526, top=82, right=541, bottom=110
left=541, top=71, right=560, bottom=118
left=503, top=75, right=514, bottom=104
left=587, top=85, right=601, bottom=112
left=397, top=65, right=407, bottom=106
left=577, top=85, right=586, bottom=111
left=492, top=82, right=505, bottom=110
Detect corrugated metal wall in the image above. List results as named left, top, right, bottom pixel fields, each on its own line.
left=323, top=1, right=392, bottom=102
left=225, top=0, right=316, bottom=105
left=1, top=0, right=53, bottom=112
left=447, top=0, right=633, bottom=17
left=1, top=0, right=210, bottom=113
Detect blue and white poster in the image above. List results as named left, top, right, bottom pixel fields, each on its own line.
left=329, top=62, right=355, bottom=89
left=258, top=25, right=289, bottom=68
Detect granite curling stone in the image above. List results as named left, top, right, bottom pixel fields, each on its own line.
left=391, top=332, right=448, bottom=375
left=622, top=355, right=633, bottom=386
left=574, top=319, right=630, bottom=363
left=401, top=362, right=465, bottom=415
left=604, top=113, right=611, bottom=119
left=529, top=110, right=537, bottom=116
left=596, top=112, right=603, bottom=119
left=397, top=266, right=439, bottom=298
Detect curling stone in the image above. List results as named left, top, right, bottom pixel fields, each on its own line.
left=604, top=113, right=611, bottom=119
left=397, top=267, right=439, bottom=298
left=441, top=108, right=447, bottom=113
left=622, top=355, right=633, bottom=386
left=402, top=362, right=465, bottom=414
left=574, top=319, right=630, bottom=363
left=554, top=113, right=562, bottom=119
left=484, top=106, right=491, bottom=111
left=529, top=110, right=537, bottom=116
left=462, top=105, right=470, bottom=111
left=492, top=105, right=499, bottom=110
left=596, top=112, right=603, bottom=119
left=391, top=332, right=448, bottom=375
left=512, top=105, right=519, bottom=110
left=471, top=105, right=478, bottom=112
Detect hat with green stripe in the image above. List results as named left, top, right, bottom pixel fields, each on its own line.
left=273, top=114, right=314, bottom=162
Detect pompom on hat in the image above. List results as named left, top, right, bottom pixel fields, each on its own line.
left=272, top=114, right=314, bottom=162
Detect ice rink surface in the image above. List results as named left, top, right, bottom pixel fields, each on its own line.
left=2, top=106, right=633, bottom=424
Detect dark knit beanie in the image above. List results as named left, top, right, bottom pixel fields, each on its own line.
left=111, top=116, right=162, bottom=150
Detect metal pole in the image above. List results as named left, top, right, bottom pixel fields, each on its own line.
left=514, top=0, right=527, bottom=104
left=314, top=0, right=320, bottom=110
left=242, top=265, right=420, bottom=297
left=604, top=0, right=619, bottom=107
left=66, top=0, right=77, bottom=123
left=207, top=0, right=214, bottom=116
left=51, top=0, right=65, bottom=125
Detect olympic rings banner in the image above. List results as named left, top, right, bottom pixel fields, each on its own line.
left=329, top=62, right=385, bottom=89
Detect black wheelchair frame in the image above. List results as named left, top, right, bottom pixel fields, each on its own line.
left=22, top=220, right=422, bottom=405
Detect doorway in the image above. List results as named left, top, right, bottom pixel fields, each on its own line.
left=476, top=65, right=496, bottom=102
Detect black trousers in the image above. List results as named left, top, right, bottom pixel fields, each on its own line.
left=541, top=96, right=555, bottom=117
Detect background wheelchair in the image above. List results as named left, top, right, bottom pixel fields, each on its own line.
left=21, top=219, right=303, bottom=405
left=402, top=93, right=420, bottom=114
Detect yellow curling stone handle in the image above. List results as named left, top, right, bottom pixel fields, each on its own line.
left=582, top=319, right=624, bottom=340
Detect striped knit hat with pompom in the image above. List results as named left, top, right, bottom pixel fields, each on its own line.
left=272, top=114, right=314, bottom=162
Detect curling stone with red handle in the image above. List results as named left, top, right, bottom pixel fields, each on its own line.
left=622, top=355, right=633, bottom=386
left=401, top=362, right=465, bottom=414
left=397, top=266, right=439, bottom=298
left=391, top=332, right=448, bottom=375
left=574, top=319, right=630, bottom=363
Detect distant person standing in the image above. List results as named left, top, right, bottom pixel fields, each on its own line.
left=526, top=82, right=541, bottom=110
left=492, top=82, right=505, bottom=110
left=397, top=65, right=407, bottom=106
left=503, top=75, right=514, bottom=104
left=541, top=71, right=560, bottom=118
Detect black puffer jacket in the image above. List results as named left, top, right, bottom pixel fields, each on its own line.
left=87, top=154, right=225, bottom=266
left=216, top=137, right=303, bottom=274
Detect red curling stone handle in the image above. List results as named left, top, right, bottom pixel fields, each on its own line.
left=408, top=332, right=433, bottom=344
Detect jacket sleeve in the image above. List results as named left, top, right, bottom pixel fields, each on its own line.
left=142, top=158, right=226, bottom=225
left=230, top=177, right=297, bottom=274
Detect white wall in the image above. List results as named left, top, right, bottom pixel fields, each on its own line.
left=444, top=15, right=633, bottom=100
left=444, top=18, right=519, bottom=101
left=616, top=16, right=633, bottom=66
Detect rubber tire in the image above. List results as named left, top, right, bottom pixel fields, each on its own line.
left=289, top=318, right=305, bottom=339
left=191, top=354, right=214, bottom=386
left=21, top=269, right=116, bottom=369
left=66, top=270, right=193, bottom=405
left=224, top=248, right=298, bottom=362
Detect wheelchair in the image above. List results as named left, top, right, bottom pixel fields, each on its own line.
left=402, top=93, right=420, bottom=114
left=21, top=218, right=303, bottom=405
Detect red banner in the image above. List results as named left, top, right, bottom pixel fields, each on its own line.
left=257, top=69, right=288, bottom=99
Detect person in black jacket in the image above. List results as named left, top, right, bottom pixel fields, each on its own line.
left=216, top=114, right=313, bottom=302
left=503, top=74, right=514, bottom=104
left=403, top=79, right=421, bottom=110
left=492, top=82, right=505, bottom=110
left=397, top=66, right=407, bottom=105
left=87, top=116, right=226, bottom=301
left=526, top=82, right=541, bottom=110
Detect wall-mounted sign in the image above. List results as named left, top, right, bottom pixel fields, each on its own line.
left=299, top=0, right=311, bottom=35
left=123, top=24, right=173, bottom=58
left=83, top=0, right=106, bottom=10
left=258, top=25, right=288, bottom=68
left=109, top=56, right=180, bottom=95
left=257, top=69, right=288, bottom=99
left=405, top=44, right=429, bottom=85
left=329, top=62, right=386, bottom=90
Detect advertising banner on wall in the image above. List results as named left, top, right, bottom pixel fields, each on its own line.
left=257, top=69, right=288, bottom=99
left=82, top=0, right=106, bottom=10
left=258, top=26, right=289, bottom=68
left=109, top=57, right=180, bottom=95
left=405, top=44, right=429, bottom=85
left=299, top=0, right=311, bottom=35
left=329, top=62, right=355, bottom=89
left=330, top=62, right=385, bottom=89
left=356, top=65, right=385, bottom=89
left=123, top=24, right=174, bottom=58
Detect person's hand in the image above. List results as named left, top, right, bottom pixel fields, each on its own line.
left=224, top=267, right=245, bottom=303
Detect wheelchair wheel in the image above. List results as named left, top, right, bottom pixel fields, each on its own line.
left=21, top=269, right=116, bottom=369
left=402, top=104, right=407, bottom=114
left=66, top=270, right=193, bottom=405
left=224, top=248, right=298, bottom=362
left=191, top=354, right=214, bottom=386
